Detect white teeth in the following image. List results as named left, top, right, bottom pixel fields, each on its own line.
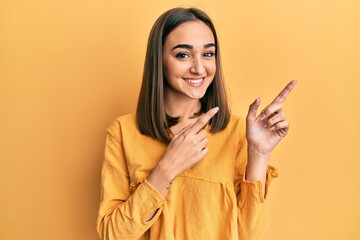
left=186, top=78, right=203, bottom=84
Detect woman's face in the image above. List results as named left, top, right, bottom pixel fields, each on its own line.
left=162, top=20, right=216, bottom=101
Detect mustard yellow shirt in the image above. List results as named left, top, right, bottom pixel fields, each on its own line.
left=97, top=114, right=278, bottom=240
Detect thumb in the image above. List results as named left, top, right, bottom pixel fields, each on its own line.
left=246, top=97, right=260, bottom=123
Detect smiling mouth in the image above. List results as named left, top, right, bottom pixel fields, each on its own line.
left=184, top=77, right=205, bottom=86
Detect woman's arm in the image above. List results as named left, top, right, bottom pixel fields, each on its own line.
left=98, top=108, right=220, bottom=238
left=235, top=133, right=279, bottom=240
left=235, top=81, right=296, bottom=239
left=245, top=80, right=296, bottom=196
left=97, top=123, right=166, bottom=240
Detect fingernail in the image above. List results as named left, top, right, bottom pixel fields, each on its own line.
left=214, top=107, right=219, bottom=112
left=264, top=124, right=268, bottom=128
left=270, top=126, right=275, bottom=131
left=260, top=114, right=266, bottom=120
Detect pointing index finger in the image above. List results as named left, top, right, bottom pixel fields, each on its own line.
left=190, top=107, right=219, bottom=134
left=273, top=80, right=297, bottom=103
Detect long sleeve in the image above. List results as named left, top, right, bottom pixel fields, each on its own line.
left=97, top=120, right=166, bottom=240
left=234, top=135, right=279, bottom=240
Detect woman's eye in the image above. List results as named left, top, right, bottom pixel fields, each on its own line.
left=203, top=51, right=215, bottom=58
left=175, top=52, right=190, bottom=59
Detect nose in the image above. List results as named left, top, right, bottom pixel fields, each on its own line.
left=190, top=57, right=206, bottom=75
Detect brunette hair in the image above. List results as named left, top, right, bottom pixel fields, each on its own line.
left=136, top=7, right=230, bottom=143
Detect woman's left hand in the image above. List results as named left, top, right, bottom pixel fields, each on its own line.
left=246, top=80, right=297, bottom=156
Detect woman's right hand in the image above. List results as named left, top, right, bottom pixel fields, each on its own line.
left=147, top=107, right=219, bottom=197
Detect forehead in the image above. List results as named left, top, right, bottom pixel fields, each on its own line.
left=165, top=20, right=215, bottom=47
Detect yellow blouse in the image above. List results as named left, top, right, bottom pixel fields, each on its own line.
left=97, top=114, right=278, bottom=240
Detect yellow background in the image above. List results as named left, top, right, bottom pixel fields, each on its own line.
left=1, top=0, right=359, bottom=239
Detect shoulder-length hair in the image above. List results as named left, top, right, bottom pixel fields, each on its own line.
left=136, top=7, right=231, bottom=143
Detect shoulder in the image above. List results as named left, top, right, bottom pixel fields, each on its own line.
left=227, top=114, right=247, bottom=149
left=209, top=114, right=246, bottom=144
left=229, top=114, right=245, bottom=125
left=226, top=114, right=246, bottom=135
left=106, top=113, right=137, bottom=141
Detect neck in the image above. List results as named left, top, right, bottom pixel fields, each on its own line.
left=164, top=96, right=201, bottom=121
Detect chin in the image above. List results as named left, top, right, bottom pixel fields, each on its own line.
left=189, top=92, right=207, bottom=99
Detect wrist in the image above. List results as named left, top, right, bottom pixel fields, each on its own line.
left=147, top=161, right=174, bottom=197
left=247, top=144, right=271, bottom=160
left=156, top=159, right=176, bottom=182
left=245, top=146, right=270, bottom=182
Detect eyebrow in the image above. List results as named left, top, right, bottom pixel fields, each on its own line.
left=171, top=43, right=216, bottom=50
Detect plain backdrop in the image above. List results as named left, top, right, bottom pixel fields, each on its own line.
left=1, top=0, right=359, bottom=239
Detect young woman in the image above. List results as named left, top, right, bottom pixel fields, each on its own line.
left=97, top=7, right=296, bottom=240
